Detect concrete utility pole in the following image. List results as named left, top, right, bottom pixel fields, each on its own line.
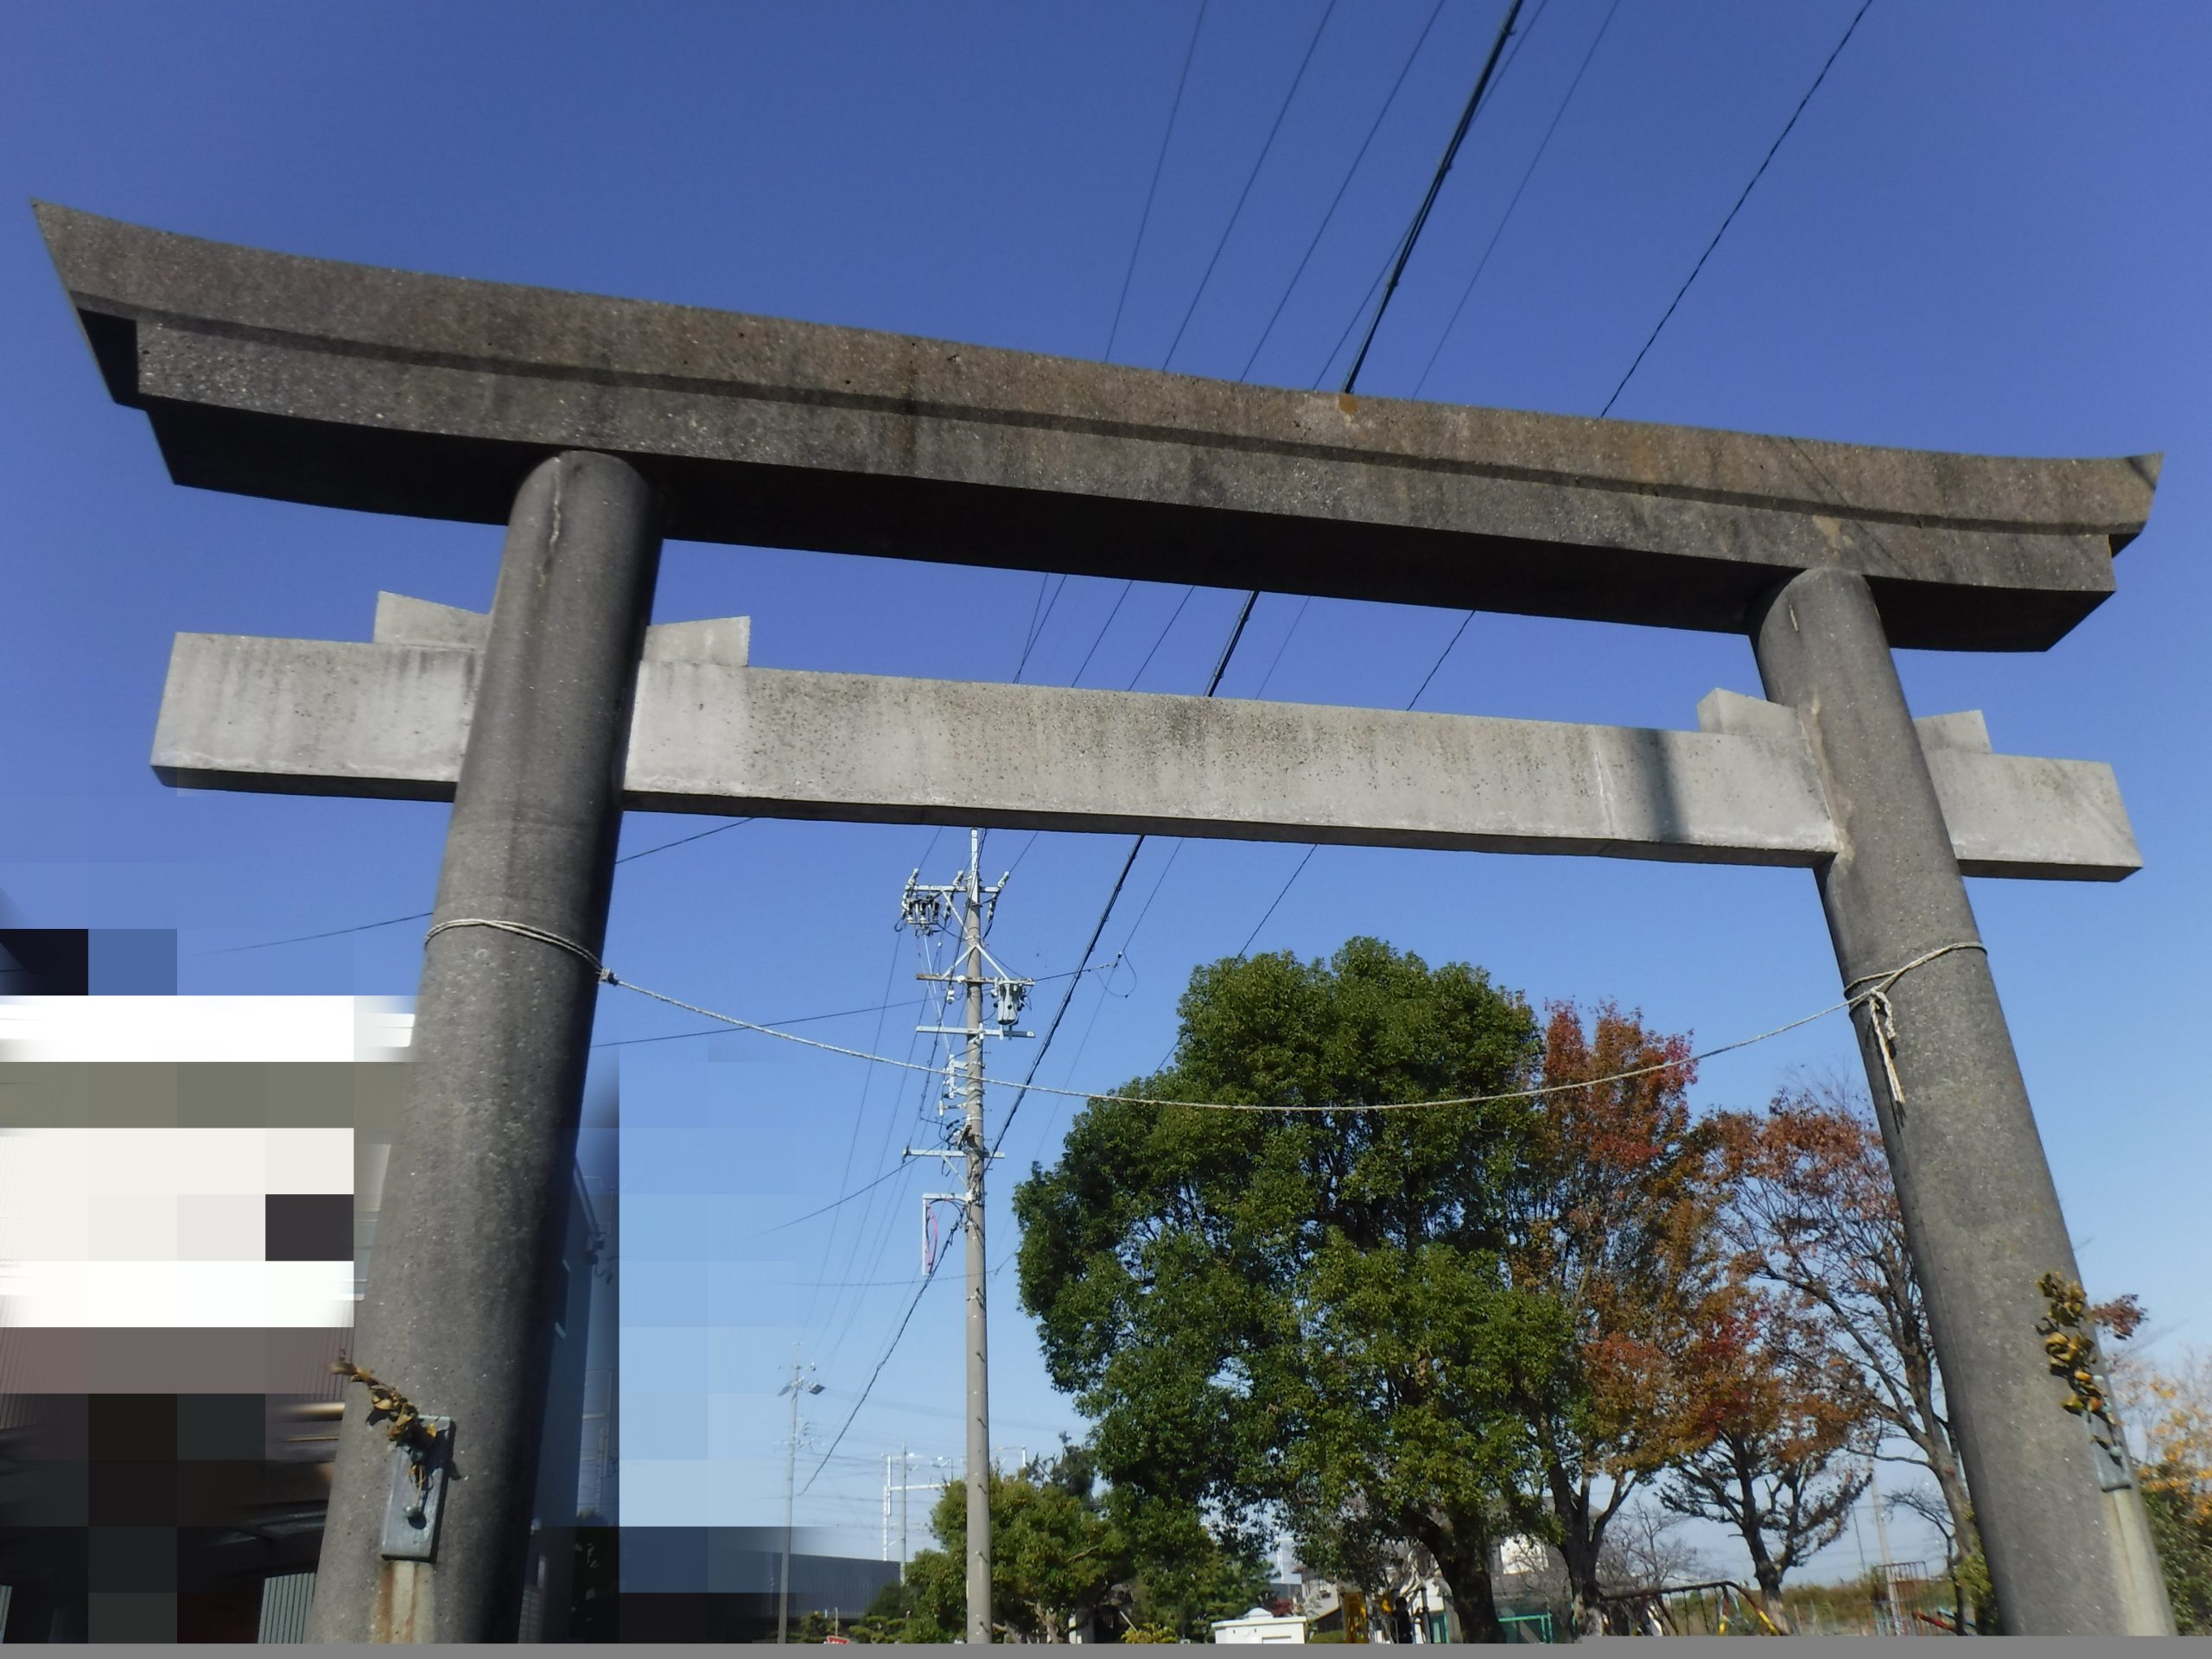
left=1751, top=569, right=2173, bottom=1635
left=306, top=452, right=662, bottom=1643
left=902, top=832, right=1032, bottom=1643
left=779, top=1357, right=824, bottom=1643
left=959, top=831, right=992, bottom=1645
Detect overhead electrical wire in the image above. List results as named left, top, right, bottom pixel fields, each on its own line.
left=1601, top=0, right=1875, bottom=416
left=1413, top=0, right=1620, bottom=397
left=1235, top=0, right=1875, bottom=949
left=808, top=931, right=912, bottom=1347
left=812, top=0, right=1549, bottom=1490
left=1159, top=0, right=1343, bottom=371
left=990, top=0, right=1541, bottom=1157
left=1104, top=0, right=1211, bottom=363
left=802, top=1255, right=945, bottom=1497
left=593, top=959, right=1122, bottom=1051
left=1338, top=0, right=1527, bottom=391
left=206, top=817, right=760, bottom=957
left=502, top=925, right=1975, bottom=1120
left=1047, top=0, right=1541, bottom=1049
left=1236, top=0, right=1449, bottom=381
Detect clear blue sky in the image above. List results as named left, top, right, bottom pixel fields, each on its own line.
left=4, top=0, right=2207, bottom=1583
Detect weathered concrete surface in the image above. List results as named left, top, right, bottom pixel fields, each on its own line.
left=306, top=454, right=663, bottom=1643
left=371, top=590, right=748, bottom=664
left=39, top=204, right=2158, bottom=651
left=1751, top=567, right=2172, bottom=1636
left=151, top=623, right=2140, bottom=880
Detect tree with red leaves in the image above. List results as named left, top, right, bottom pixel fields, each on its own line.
left=1660, top=1282, right=1873, bottom=1618
left=1707, top=1082, right=1967, bottom=1583
left=1506, top=1002, right=1719, bottom=1616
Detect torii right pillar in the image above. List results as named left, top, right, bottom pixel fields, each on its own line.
left=1753, top=567, right=2172, bottom=1635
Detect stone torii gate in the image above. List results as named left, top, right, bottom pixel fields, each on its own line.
left=37, top=204, right=2172, bottom=1637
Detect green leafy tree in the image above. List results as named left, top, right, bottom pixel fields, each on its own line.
left=1015, top=939, right=1580, bottom=1642
left=1113, top=1488, right=1273, bottom=1638
left=906, top=1468, right=1121, bottom=1642
left=899, top=1448, right=1262, bottom=1642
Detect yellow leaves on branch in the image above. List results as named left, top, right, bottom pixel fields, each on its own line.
left=2035, top=1273, right=2112, bottom=1421
left=2130, top=1349, right=2212, bottom=1527
left=330, top=1356, right=443, bottom=1459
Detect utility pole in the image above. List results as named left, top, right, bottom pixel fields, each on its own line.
left=779, top=1357, right=823, bottom=1644
left=900, top=830, right=1032, bottom=1643
left=880, top=1446, right=937, bottom=1582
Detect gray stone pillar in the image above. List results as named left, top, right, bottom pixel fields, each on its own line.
left=308, top=452, right=661, bottom=1643
left=1750, top=567, right=2171, bottom=1636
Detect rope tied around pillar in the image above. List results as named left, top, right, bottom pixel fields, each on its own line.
left=1842, top=940, right=1987, bottom=1109
left=425, top=917, right=619, bottom=983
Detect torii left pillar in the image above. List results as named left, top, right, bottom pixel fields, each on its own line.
left=308, top=452, right=662, bottom=1643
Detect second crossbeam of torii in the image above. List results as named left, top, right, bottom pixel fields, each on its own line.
left=36, top=202, right=2174, bottom=1637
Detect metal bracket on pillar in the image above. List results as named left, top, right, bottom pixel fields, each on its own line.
left=2083, top=1386, right=2137, bottom=1495
left=379, top=1416, right=454, bottom=1561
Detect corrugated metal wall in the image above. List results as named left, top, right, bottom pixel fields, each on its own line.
left=257, top=1572, right=315, bottom=1643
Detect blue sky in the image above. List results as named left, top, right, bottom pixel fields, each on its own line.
left=4, top=0, right=2207, bottom=1583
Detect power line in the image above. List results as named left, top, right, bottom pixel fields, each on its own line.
left=1104, top=0, right=1211, bottom=363
left=583, top=936, right=1975, bottom=1117
left=989, top=842, right=1146, bottom=1156
left=1011, top=574, right=1069, bottom=681
left=1068, top=581, right=1135, bottom=687
left=1093, top=9, right=1546, bottom=996
left=614, top=817, right=757, bottom=864
left=1160, top=0, right=1342, bottom=370
left=591, top=996, right=911, bottom=1049
left=818, top=0, right=1551, bottom=1458
left=1236, top=847, right=1320, bottom=958
left=750, top=1159, right=918, bottom=1239
left=809, top=930, right=912, bottom=1349
left=588, top=958, right=1122, bottom=1051
left=204, top=816, right=760, bottom=957
left=1601, top=0, right=1876, bottom=416
left=1338, top=0, right=1528, bottom=392
left=1126, top=585, right=1197, bottom=690
left=1414, top=0, right=1620, bottom=397
left=802, top=1247, right=946, bottom=1496
left=1229, top=2, right=1868, bottom=952
left=204, top=908, right=433, bottom=956
left=1236, top=0, right=1450, bottom=381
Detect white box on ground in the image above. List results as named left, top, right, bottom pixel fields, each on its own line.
left=1211, top=1609, right=1307, bottom=1643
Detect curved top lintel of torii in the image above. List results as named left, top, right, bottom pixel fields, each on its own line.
left=36, top=202, right=2159, bottom=652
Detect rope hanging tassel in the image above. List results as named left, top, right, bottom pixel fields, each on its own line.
left=1841, top=941, right=1986, bottom=1109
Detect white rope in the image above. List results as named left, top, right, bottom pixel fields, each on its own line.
left=425, top=918, right=614, bottom=979
left=427, top=917, right=1988, bottom=1117
left=1842, top=940, right=1986, bottom=1108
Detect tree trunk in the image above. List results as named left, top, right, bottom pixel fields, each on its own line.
left=1750, top=1559, right=1794, bottom=1633
left=1433, top=1543, right=1505, bottom=1643
left=1550, top=1470, right=1605, bottom=1616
